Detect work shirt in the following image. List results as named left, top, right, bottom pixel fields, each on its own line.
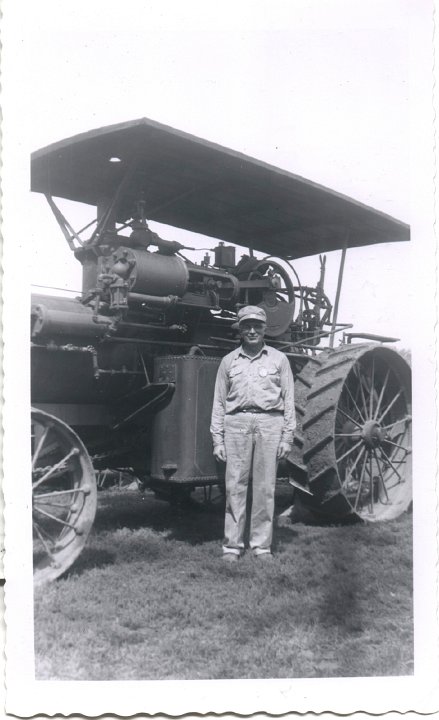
left=210, top=343, right=296, bottom=449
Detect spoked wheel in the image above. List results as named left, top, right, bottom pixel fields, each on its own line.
left=297, top=345, right=412, bottom=521
left=32, top=408, right=97, bottom=585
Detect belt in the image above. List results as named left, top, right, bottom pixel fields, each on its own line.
left=229, top=408, right=283, bottom=415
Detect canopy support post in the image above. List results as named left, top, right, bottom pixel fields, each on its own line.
left=44, top=194, right=85, bottom=250
left=87, top=157, right=139, bottom=247
left=329, top=231, right=349, bottom=348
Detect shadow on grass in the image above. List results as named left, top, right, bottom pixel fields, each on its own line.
left=93, top=489, right=225, bottom=543
left=92, top=488, right=328, bottom=554
left=317, top=532, right=362, bottom=631
left=64, top=548, right=116, bottom=578
left=272, top=526, right=301, bottom=550
left=312, top=515, right=412, bottom=676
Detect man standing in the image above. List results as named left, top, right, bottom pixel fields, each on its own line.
left=210, top=306, right=296, bottom=562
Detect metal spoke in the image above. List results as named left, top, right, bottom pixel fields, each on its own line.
left=33, top=467, right=79, bottom=484
left=335, top=432, right=361, bottom=438
left=377, top=390, right=403, bottom=425
left=352, top=379, right=363, bottom=415
left=32, top=425, right=50, bottom=471
left=373, top=369, right=390, bottom=421
left=34, top=439, right=64, bottom=462
left=369, top=357, right=375, bottom=418
left=337, top=406, right=363, bottom=429
left=33, top=516, right=57, bottom=543
left=34, top=499, right=76, bottom=509
left=382, top=415, right=412, bottom=430
left=33, top=522, right=57, bottom=561
left=368, top=454, right=374, bottom=512
left=336, top=438, right=363, bottom=465
left=34, top=506, right=81, bottom=533
left=344, top=384, right=366, bottom=423
left=34, top=488, right=83, bottom=499
left=352, top=364, right=369, bottom=420
left=344, top=444, right=366, bottom=487
left=373, top=449, right=389, bottom=502
left=32, top=448, right=79, bottom=490
left=385, top=473, right=408, bottom=491
left=378, top=446, right=404, bottom=483
left=384, top=439, right=411, bottom=453
left=354, top=449, right=368, bottom=510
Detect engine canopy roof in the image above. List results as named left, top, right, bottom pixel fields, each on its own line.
left=31, top=117, right=409, bottom=259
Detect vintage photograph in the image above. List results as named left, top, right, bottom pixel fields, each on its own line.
left=2, top=0, right=438, bottom=715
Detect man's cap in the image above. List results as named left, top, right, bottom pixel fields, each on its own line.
left=236, top=306, right=267, bottom=325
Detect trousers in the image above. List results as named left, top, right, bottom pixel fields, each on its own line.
left=223, top=412, right=284, bottom=555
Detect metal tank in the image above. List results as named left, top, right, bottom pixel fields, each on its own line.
left=151, top=354, right=222, bottom=486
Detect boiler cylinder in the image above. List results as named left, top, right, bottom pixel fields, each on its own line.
left=112, top=247, right=189, bottom=297
left=31, top=294, right=111, bottom=339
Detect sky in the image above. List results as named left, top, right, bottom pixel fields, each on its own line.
left=2, top=0, right=436, bottom=350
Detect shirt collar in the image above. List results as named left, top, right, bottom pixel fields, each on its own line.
left=238, top=343, right=267, bottom=360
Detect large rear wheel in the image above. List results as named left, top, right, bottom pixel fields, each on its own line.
left=32, top=408, right=97, bottom=585
left=292, top=345, right=412, bottom=521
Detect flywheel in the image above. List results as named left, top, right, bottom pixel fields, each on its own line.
left=288, top=345, right=412, bottom=522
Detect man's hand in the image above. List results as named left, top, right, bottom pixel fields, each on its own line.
left=277, top=441, right=291, bottom=460
left=213, top=445, right=227, bottom=463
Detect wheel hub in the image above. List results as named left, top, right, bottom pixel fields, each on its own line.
left=361, top=420, right=385, bottom=449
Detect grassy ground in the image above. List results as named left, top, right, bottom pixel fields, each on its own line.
left=34, top=488, right=413, bottom=680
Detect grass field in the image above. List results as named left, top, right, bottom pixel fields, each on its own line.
left=34, top=488, right=413, bottom=680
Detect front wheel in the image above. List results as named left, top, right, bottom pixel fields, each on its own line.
left=32, top=408, right=97, bottom=585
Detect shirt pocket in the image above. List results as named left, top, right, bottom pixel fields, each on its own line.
left=229, top=366, right=243, bottom=379
left=265, top=364, right=281, bottom=386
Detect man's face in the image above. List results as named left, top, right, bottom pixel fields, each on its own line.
left=239, top=320, right=266, bottom=348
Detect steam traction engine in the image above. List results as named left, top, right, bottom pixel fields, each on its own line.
left=31, top=119, right=412, bottom=584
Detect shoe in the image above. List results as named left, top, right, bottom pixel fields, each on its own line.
left=256, top=553, right=273, bottom=561
left=222, top=553, right=239, bottom=563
